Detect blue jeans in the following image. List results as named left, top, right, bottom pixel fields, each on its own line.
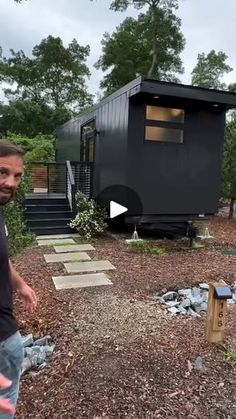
left=0, top=332, right=23, bottom=419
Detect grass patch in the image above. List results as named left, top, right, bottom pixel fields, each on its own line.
left=129, top=239, right=165, bottom=256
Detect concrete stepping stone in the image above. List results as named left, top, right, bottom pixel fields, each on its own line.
left=37, top=238, right=75, bottom=246
left=64, top=260, right=116, bottom=273
left=44, top=252, right=91, bottom=263
left=53, top=273, right=112, bottom=290
left=54, top=244, right=95, bottom=253
left=37, top=234, right=80, bottom=240
left=223, top=250, right=236, bottom=256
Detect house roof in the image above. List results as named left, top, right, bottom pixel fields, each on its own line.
left=58, top=76, right=236, bottom=129
left=130, top=76, right=236, bottom=109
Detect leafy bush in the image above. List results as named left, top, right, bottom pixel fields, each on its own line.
left=69, top=191, right=108, bottom=240
left=2, top=177, right=35, bottom=257
left=6, top=132, right=55, bottom=162
left=130, top=239, right=165, bottom=255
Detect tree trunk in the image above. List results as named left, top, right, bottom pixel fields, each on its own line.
left=147, top=5, right=159, bottom=79
left=229, top=196, right=235, bottom=219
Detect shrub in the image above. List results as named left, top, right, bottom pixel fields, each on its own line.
left=69, top=192, right=108, bottom=240
left=130, top=239, right=165, bottom=256
left=2, top=177, right=35, bottom=257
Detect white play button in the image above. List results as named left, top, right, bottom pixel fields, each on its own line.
left=110, top=201, right=128, bottom=219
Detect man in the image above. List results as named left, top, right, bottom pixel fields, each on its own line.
left=0, top=141, right=38, bottom=418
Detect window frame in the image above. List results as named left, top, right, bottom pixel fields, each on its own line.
left=144, top=104, right=185, bottom=144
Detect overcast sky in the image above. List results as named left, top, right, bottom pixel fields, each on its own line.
left=0, top=0, right=236, bottom=101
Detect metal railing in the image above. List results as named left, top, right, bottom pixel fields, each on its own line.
left=27, top=162, right=67, bottom=194
left=26, top=161, right=94, bottom=209
left=66, top=160, right=76, bottom=215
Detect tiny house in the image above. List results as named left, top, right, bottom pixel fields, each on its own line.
left=55, top=76, right=236, bottom=234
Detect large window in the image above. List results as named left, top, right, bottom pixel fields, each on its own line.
left=145, top=105, right=185, bottom=143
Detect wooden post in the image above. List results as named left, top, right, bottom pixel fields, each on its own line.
left=206, top=280, right=228, bottom=343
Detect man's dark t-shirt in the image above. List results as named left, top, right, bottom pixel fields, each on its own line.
left=0, top=210, right=18, bottom=341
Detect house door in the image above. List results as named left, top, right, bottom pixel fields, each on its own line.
left=80, top=120, right=95, bottom=163
left=79, top=120, right=95, bottom=197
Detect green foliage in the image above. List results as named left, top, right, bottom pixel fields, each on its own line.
left=130, top=239, right=165, bottom=255
left=5, top=133, right=55, bottom=162
left=95, top=10, right=184, bottom=95
left=0, top=35, right=93, bottom=111
left=69, top=192, right=108, bottom=240
left=2, top=179, right=35, bottom=257
left=221, top=115, right=236, bottom=217
left=0, top=100, right=71, bottom=137
left=191, top=50, right=233, bottom=90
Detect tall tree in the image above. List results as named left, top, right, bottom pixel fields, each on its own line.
left=191, top=50, right=233, bottom=90
left=0, top=36, right=93, bottom=111
left=95, top=10, right=184, bottom=95
left=107, top=0, right=180, bottom=78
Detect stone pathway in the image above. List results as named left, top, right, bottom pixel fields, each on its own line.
left=64, top=260, right=116, bottom=274
left=37, top=234, right=114, bottom=290
left=53, top=244, right=95, bottom=253
left=52, top=273, right=112, bottom=290
left=44, top=252, right=91, bottom=263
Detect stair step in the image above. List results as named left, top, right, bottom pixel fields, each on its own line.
left=24, top=198, right=68, bottom=205
left=24, top=204, right=70, bottom=212
left=25, top=211, right=72, bottom=220
left=27, top=218, right=72, bottom=228
left=31, top=226, right=73, bottom=235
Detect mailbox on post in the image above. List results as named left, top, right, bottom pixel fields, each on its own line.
left=206, top=281, right=232, bottom=343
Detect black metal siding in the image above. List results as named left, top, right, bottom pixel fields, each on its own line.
left=56, top=91, right=129, bottom=198
left=127, top=100, right=225, bottom=215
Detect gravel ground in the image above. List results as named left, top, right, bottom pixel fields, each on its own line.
left=11, top=215, right=236, bottom=419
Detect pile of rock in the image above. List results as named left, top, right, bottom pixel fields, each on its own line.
left=155, top=283, right=236, bottom=317
left=156, top=284, right=210, bottom=317
left=21, top=334, right=55, bottom=375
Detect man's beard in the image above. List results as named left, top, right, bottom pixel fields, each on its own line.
left=0, top=188, right=15, bottom=205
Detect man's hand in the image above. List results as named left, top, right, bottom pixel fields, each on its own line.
left=17, top=283, right=38, bottom=312
left=0, top=374, right=15, bottom=415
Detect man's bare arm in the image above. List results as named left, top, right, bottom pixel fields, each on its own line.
left=9, top=261, right=37, bottom=311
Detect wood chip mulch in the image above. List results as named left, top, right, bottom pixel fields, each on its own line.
left=12, top=215, right=236, bottom=419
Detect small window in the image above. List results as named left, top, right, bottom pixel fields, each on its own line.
left=146, top=106, right=184, bottom=123
left=145, top=105, right=185, bottom=144
left=145, top=126, right=183, bottom=143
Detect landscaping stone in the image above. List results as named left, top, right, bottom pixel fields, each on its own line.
left=54, top=244, right=95, bottom=253
left=178, top=306, right=187, bottom=315
left=179, top=298, right=191, bottom=309
left=52, top=273, right=113, bottom=290
left=21, top=334, right=34, bottom=347
left=64, top=260, right=116, bottom=274
left=178, top=289, right=192, bottom=298
left=162, top=291, right=178, bottom=301
left=44, top=252, right=91, bottom=263
left=165, top=301, right=180, bottom=308
left=38, top=238, right=75, bottom=246
left=187, top=308, right=201, bottom=318
left=194, top=356, right=205, bottom=370
left=167, top=306, right=179, bottom=315
left=199, top=283, right=209, bottom=290
left=21, top=334, right=55, bottom=375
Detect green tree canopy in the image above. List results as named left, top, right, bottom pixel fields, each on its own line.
left=0, top=100, right=71, bottom=137
left=0, top=36, right=93, bottom=111
left=91, top=0, right=182, bottom=84
left=95, top=10, right=185, bottom=95
left=191, top=50, right=233, bottom=90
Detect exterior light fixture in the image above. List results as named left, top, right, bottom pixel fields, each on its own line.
left=213, top=104, right=219, bottom=108
left=153, top=96, right=159, bottom=99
